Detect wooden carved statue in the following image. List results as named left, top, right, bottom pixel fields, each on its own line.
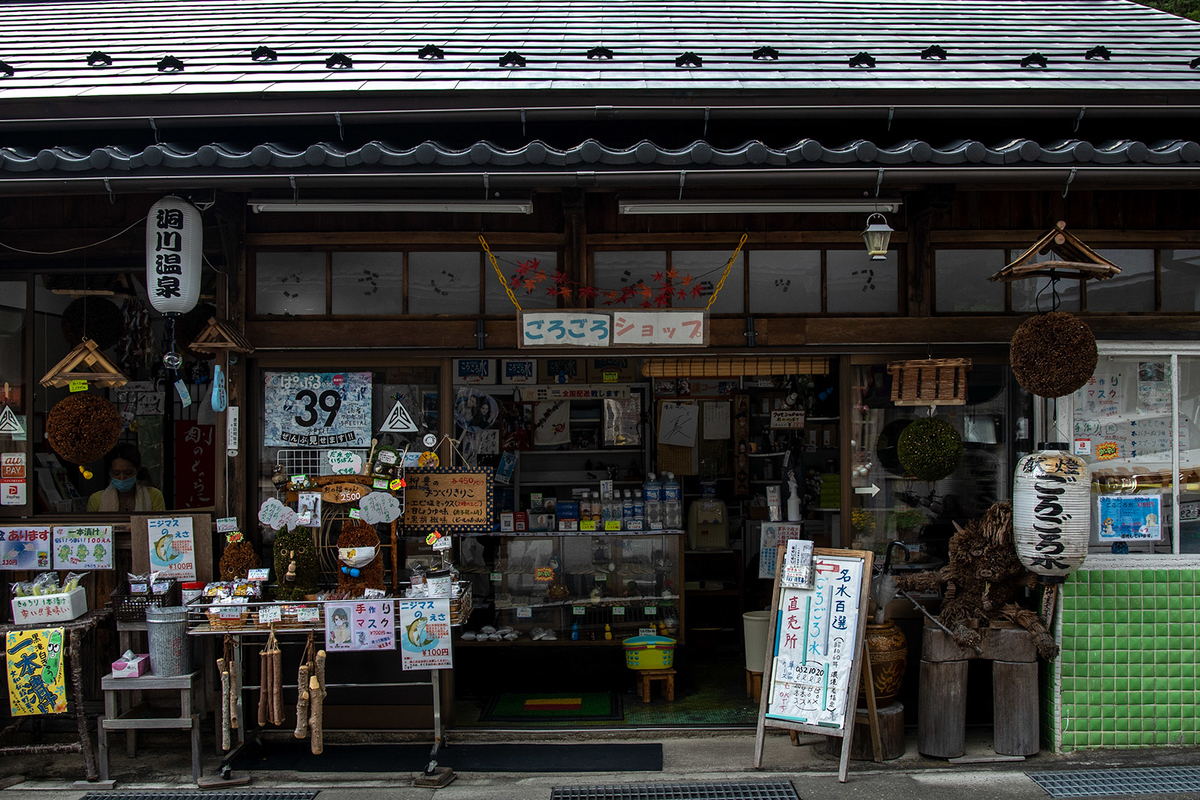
left=894, top=500, right=1058, bottom=659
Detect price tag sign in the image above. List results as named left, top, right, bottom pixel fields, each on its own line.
left=573, top=606, right=585, bottom=615
left=68, top=379, right=89, bottom=393
left=290, top=474, right=307, bottom=485
left=216, top=517, right=239, bottom=533
left=517, top=607, right=532, bottom=619
left=373, top=478, right=388, bottom=489
left=296, top=606, right=320, bottom=623
left=625, top=519, right=644, bottom=531
left=247, top=568, right=270, bottom=582
left=425, top=532, right=442, bottom=545
left=389, top=478, right=405, bottom=491
left=612, top=606, right=625, bottom=616
left=217, top=605, right=243, bottom=620
left=259, top=605, right=281, bottom=624
left=604, top=521, right=621, bottom=531
left=645, top=606, right=658, bottom=616
left=579, top=520, right=597, bottom=531
left=639, top=627, right=657, bottom=636
left=490, top=572, right=502, bottom=584
left=432, top=536, right=452, bottom=552
left=348, top=508, right=362, bottom=519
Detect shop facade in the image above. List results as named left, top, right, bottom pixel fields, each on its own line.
left=0, top=0, right=1198, bottom=766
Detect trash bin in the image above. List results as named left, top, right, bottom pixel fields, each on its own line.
left=743, top=610, right=771, bottom=673
left=145, top=605, right=191, bottom=677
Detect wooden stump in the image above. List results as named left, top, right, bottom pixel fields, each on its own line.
left=918, top=659, right=967, bottom=758
left=825, top=702, right=906, bottom=761
left=993, top=660, right=1039, bottom=756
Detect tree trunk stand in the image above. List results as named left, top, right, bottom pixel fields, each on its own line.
left=917, top=621, right=1039, bottom=758
left=745, top=670, right=763, bottom=702
left=825, top=702, right=905, bottom=761
left=636, top=668, right=676, bottom=703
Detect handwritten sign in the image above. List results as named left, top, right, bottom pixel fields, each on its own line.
left=759, top=523, right=805, bottom=580
left=147, top=517, right=197, bottom=581
left=521, top=312, right=611, bottom=347
left=359, top=491, right=403, bottom=524
left=770, top=410, right=807, bottom=430
left=327, top=449, right=363, bottom=475
left=325, top=600, right=395, bottom=652
left=263, top=372, right=372, bottom=448
left=399, top=599, right=452, bottom=669
left=6, top=627, right=66, bottom=716
left=321, top=482, right=371, bottom=505
left=402, top=468, right=494, bottom=531
left=0, top=526, right=51, bottom=570
left=612, top=310, right=707, bottom=347
left=520, top=310, right=708, bottom=348
left=52, top=526, right=113, bottom=570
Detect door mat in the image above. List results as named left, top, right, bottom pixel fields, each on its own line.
left=479, top=692, right=623, bottom=722
left=551, top=780, right=798, bottom=799
left=1027, top=766, right=1200, bottom=797
left=232, top=741, right=661, bottom=773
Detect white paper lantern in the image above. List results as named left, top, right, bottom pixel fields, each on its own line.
left=145, top=196, right=201, bottom=315
left=1013, top=444, right=1090, bottom=580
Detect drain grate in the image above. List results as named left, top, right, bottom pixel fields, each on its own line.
left=551, top=780, right=798, bottom=800
left=81, top=793, right=319, bottom=800
left=1028, top=766, right=1200, bottom=797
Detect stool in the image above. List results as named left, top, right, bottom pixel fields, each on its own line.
left=636, top=668, right=676, bottom=703
left=745, top=670, right=763, bottom=702
left=99, top=670, right=202, bottom=784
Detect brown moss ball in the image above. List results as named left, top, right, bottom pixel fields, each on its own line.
left=1010, top=312, right=1097, bottom=399
left=46, top=393, right=122, bottom=465
left=219, top=540, right=261, bottom=581
left=335, top=519, right=384, bottom=597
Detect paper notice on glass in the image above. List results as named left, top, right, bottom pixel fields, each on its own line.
left=1137, top=361, right=1170, bottom=415
left=658, top=403, right=698, bottom=447
left=781, top=538, right=814, bottom=589
left=759, top=522, right=804, bottom=580
left=703, top=401, right=731, bottom=440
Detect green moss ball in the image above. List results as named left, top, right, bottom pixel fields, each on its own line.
left=897, top=417, right=963, bottom=482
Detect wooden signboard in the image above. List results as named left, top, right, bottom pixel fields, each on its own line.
left=753, top=546, right=876, bottom=782
left=130, top=513, right=214, bottom=583
left=401, top=467, right=493, bottom=532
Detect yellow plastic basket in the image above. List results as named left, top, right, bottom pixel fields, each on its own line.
left=623, top=635, right=676, bottom=670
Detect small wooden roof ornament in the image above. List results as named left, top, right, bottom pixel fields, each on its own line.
left=989, top=221, right=1121, bottom=283
left=887, top=358, right=972, bottom=406
left=40, top=338, right=128, bottom=388
left=187, top=316, right=255, bottom=354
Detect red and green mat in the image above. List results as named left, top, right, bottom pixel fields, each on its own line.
left=479, top=692, right=622, bottom=722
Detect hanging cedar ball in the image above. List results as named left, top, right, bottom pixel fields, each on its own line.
left=273, top=527, right=319, bottom=601
left=897, top=417, right=964, bottom=482
left=60, top=297, right=125, bottom=351
left=1009, top=311, right=1097, bottom=399
left=218, top=531, right=261, bottom=581
left=335, top=519, right=384, bottom=597
left=46, top=392, right=122, bottom=465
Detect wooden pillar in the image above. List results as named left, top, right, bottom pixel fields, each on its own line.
left=993, top=660, right=1040, bottom=756
left=918, top=659, right=967, bottom=757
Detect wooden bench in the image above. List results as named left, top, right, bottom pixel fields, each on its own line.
left=636, top=668, right=676, bottom=703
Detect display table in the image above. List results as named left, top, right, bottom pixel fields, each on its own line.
left=0, top=610, right=110, bottom=782
left=98, top=670, right=202, bottom=783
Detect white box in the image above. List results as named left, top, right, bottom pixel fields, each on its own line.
left=11, top=586, right=87, bottom=625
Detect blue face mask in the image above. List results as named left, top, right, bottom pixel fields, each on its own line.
left=111, top=476, right=137, bottom=492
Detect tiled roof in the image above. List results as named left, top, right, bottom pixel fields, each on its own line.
left=4, top=137, right=1196, bottom=175
left=0, top=0, right=1197, bottom=102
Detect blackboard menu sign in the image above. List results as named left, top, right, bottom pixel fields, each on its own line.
left=402, top=468, right=494, bottom=531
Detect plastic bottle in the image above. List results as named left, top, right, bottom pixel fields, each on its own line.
left=571, top=621, right=580, bottom=641
left=663, top=472, right=683, bottom=530
left=622, top=490, right=633, bottom=523
left=633, top=489, right=645, bottom=527
left=580, top=493, right=592, bottom=520
left=644, top=473, right=663, bottom=530
left=591, top=491, right=601, bottom=521
left=604, top=623, right=612, bottom=640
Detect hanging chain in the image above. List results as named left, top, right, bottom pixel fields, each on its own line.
left=705, top=233, right=749, bottom=311
left=478, top=234, right=522, bottom=312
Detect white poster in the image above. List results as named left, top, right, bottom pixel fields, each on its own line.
left=703, top=402, right=731, bottom=440
left=146, top=517, right=197, bottom=581
left=263, top=372, right=373, bottom=448
left=533, top=401, right=571, bottom=446
left=52, top=525, right=114, bottom=570
left=658, top=403, right=699, bottom=448
left=398, top=598, right=453, bottom=670
left=0, top=526, right=51, bottom=570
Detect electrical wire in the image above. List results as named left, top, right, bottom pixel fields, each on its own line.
left=0, top=217, right=143, bottom=256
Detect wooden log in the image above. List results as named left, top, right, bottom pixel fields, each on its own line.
left=993, top=660, right=1040, bottom=756
left=257, top=650, right=269, bottom=728
left=270, top=645, right=284, bottom=726
left=825, top=702, right=906, bottom=761
left=918, top=659, right=967, bottom=758
left=309, top=650, right=326, bottom=755
left=294, top=663, right=311, bottom=739
left=217, top=658, right=231, bottom=752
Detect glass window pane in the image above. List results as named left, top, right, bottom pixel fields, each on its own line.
left=1011, top=252, right=1081, bottom=312
left=749, top=250, right=820, bottom=313
left=485, top=251, right=558, bottom=312
left=671, top=251, right=744, bottom=313
left=409, top=252, right=480, bottom=315
left=1162, top=250, right=1200, bottom=312
left=935, top=250, right=1005, bottom=312
left=1177, top=356, right=1200, bottom=553
left=827, top=251, right=898, bottom=313
left=592, top=251, right=665, bottom=308
left=1088, top=250, right=1154, bottom=312
left=331, top=252, right=403, bottom=315
left=255, top=252, right=326, bottom=315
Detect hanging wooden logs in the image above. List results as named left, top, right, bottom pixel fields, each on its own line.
left=217, top=657, right=232, bottom=752
left=295, top=633, right=315, bottom=740
left=308, top=649, right=327, bottom=755
left=257, top=646, right=270, bottom=727
left=269, top=633, right=284, bottom=726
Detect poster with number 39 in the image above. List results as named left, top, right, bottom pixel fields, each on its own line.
left=263, top=372, right=373, bottom=449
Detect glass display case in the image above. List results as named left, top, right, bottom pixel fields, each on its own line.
left=452, top=531, right=685, bottom=644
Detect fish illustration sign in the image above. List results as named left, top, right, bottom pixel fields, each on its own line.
left=146, top=517, right=197, bottom=581
left=398, top=598, right=452, bottom=669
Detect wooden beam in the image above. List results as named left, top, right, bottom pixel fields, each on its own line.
left=931, top=230, right=1200, bottom=245
left=587, top=231, right=910, bottom=246
left=244, top=231, right=565, bottom=247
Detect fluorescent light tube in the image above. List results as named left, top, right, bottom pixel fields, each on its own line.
left=618, top=200, right=901, bottom=215
left=250, top=200, right=533, bottom=214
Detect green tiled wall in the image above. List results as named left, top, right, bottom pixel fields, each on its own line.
left=1056, top=569, right=1199, bottom=750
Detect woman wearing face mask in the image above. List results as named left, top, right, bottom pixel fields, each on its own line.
left=86, top=444, right=166, bottom=513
